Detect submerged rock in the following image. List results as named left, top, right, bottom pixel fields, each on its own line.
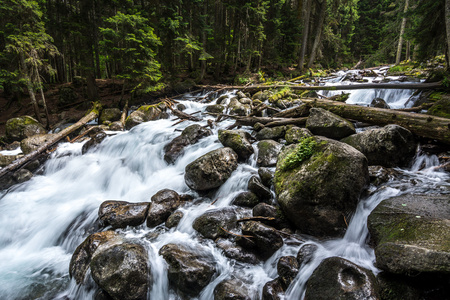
left=306, top=107, right=355, bottom=139
left=218, top=129, right=254, bottom=161
left=238, top=221, right=283, bottom=259
left=159, top=243, right=216, bottom=296
left=98, top=200, right=150, bottom=229
left=214, top=278, right=251, bottom=300
left=193, top=207, right=238, bottom=239
left=304, top=257, right=380, bottom=300
left=341, top=124, right=416, bottom=167
left=6, top=116, right=46, bottom=142
left=277, top=256, right=299, bottom=289
left=147, top=189, right=182, bottom=227
left=185, top=147, right=238, bottom=190
left=262, top=278, right=284, bottom=300
left=274, top=137, right=368, bottom=237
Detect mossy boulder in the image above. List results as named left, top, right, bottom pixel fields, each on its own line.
left=218, top=129, right=254, bottom=161
left=0, top=154, right=21, bottom=167
left=255, top=126, right=288, bottom=141
left=427, top=97, right=450, bottom=119
left=205, top=104, right=225, bottom=114
left=6, top=116, right=46, bottom=142
left=252, top=90, right=271, bottom=101
left=124, top=103, right=167, bottom=130
left=257, top=140, right=283, bottom=167
left=99, top=108, right=121, bottom=125
left=306, top=107, right=355, bottom=139
left=341, top=125, right=416, bottom=167
left=285, top=127, right=313, bottom=145
left=368, top=193, right=450, bottom=275
left=274, top=136, right=369, bottom=237
left=228, top=98, right=251, bottom=116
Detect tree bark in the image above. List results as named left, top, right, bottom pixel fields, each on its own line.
left=395, top=0, right=409, bottom=65
left=307, top=0, right=326, bottom=69
left=446, top=0, right=450, bottom=70
left=298, top=0, right=312, bottom=71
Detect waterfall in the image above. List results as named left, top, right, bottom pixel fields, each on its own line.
left=0, top=88, right=448, bottom=300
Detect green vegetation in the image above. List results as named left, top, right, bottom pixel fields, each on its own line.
left=278, top=137, right=318, bottom=172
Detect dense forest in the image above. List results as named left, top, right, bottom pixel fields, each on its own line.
left=0, top=0, right=448, bottom=102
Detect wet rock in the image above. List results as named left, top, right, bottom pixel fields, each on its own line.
left=231, top=191, right=260, bottom=208
left=257, top=140, right=282, bottom=167
left=238, top=221, right=283, bottom=259
left=177, top=103, right=187, bottom=111
left=228, top=98, right=251, bottom=116
left=277, top=256, right=299, bottom=289
left=12, top=169, right=33, bottom=183
left=377, top=272, right=421, bottom=300
left=248, top=176, right=272, bottom=202
left=258, top=167, right=274, bottom=188
left=90, top=243, right=150, bottom=300
left=124, top=111, right=146, bottom=130
left=239, top=97, right=252, bottom=105
left=255, top=126, right=287, bottom=141
left=185, top=147, right=238, bottom=191
left=0, top=154, right=21, bottom=167
left=216, top=238, right=259, bottom=264
left=6, top=116, right=46, bottom=142
left=304, top=257, right=380, bottom=300
left=341, top=124, right=416, bottom=167
left=214, top=278, right=251, bottom=300
left=216, top=95, right=229, bottom=105
left=109, top=121, right=124, bottom=131
left=206, top=104, right=225, bottom=114
left=147, top=189, right=182, bottom=227
left=368, top=193, right=450, bottom=275
left=370, top=98, right=390, bottom=109
left=368, top=166, right=401, bottom=186
left=164, top=124, right=213, bottom=164
left=306, top=107, right=355, bottom=139
left=193, top=207, right=238, bottom=239
left=275, top=137, right=369, bottom=237
left=262, top=278, right=284, bottom=300
left=159, top=243, right=216, bottom=296
left=166, top=210, right=184, bottom=228
left=98, top=200, right=150, bottom=229
left=5, top=141, right=21, bottom=150
left=252, top=203, right=289, bottom=229
left=297, top=243, right=318, bottom=265
left=285, top=127, right=313, bottom=145
left=69, top=231, right=122, bottom=284
left=218, top=129, right=254, bottom=161
left=20, top=134, right=55, bottom=155
left=99, top=108, right=121, bottom=125
left=124, top=103, right=167, bottom=130
left=252, top=91, right=271, bottom=101
left=82, top=131, right=107, bottom=154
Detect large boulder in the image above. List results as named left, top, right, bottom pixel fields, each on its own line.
left=125, top=103, right=167, bottom=130
left=214, top=278, right=251, bottom=300
left=159, top=243, right=216, bottom=296
left=90, top=243, right=150, bottom=300
left=255, top=126, right=287, bottom=141
left=341, top=124, right=416, bottom=167
left=5, top=116, right=46, bottom=142
left=368, top=193, right=450, bottom=275
left=257, top=140, right=283, bottom=167
left=185, top=147, right=238, bottom=191
left=98, top=200, right=150, bottom=229
left=274, top=136, right=369, bottom=237
left=164, top=124, right=213, bottom=164
left=193, top=207, right=238, bottom=239
left=306, top=107, right=355, bottom=139
left=99, top=108, right=121, bottom=125
left=304, top=257, right=380, bottom=300
left=20, top=134, right=55, bottom=155
left=285, top=127, right=313, bottom=145
left=125, top=111, right=146, bottom=130
left=147, top=189, right=182, bottom=227
left=218, top=129, right=254, bottom=161
left=228, top=98, right=251, bottom=116
left=277, top=256, right=299, bottom=289
left=237, top=221, right=283, bottom=259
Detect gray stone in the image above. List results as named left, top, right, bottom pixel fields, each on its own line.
left=262, top=278, right=284, bottom=300
left=255, top=126, right=287, bottom=141
left=6, top=116, right=46, bottom=142
left=147, top=189, right=182, bottom=227
left=238, top=221, right=283, bottom=259
left=277, top=256, right=299, bottom=289
left=232, top=192, right=260, bottom=208
left=193, top=207, right=238, bottom=239
left=215, top=238, right=259, bottom=264
left=285, top=127, right=313, bottom=145
left=306, top=107, right=355, bottom=139
left=248, top=176, right=272, bottom=202
left=99, top=108, right=121, bottom=124
left=165, top=210, right=184, bottom=228
left=218, top=129, right=254, bottom=161
left=257, top=140, right=282, bottom=167
left=258, top=167, right=274, bottom=188
left=214, top=278, right=251, bottom=300
left=98, top=200, right=150, bottom=229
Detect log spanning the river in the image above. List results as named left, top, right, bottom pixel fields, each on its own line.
left=197, top=81, right=443, bottom=91
left=0, top=103, right=102, bottom=179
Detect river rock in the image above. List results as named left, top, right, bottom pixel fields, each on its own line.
left=297, top=243, right=318, bottom=265
left=285, top=127, right=313, bottom=145
left=109, top=121, right=124, bottom=131
left=228, top=98, right=251, bottom=116
left=368, top=166, right=401, bottom=186
left=98, top=200, right=150, bottom=229
left=165, top=210, right=184, bottom=228
left=164, top=124, right=213, bottom=164
left=277, top=256, right=299, bottom=289
left=124, top=103, right=167, bottom=130
left=304, top=256, right=380, bottom=300
left=99, top=108, right=121, bottom=125
left=248, top=176, right=272, bottom=202
left=231, top=191, right=260, bottom=208
left=216, top=238, right=259, bottom=264
left=159, top=243, right=216, bottom=296
left=252, top=91, right=271, bottom=101
left=125, top=111, right=146, bottom=130
left=238, top=221, right=283, bottom=259
left=262, top=278, right=284, bottom=300
left=368, top=193, right=450, bottom=275
left=69, top=231, right=122, bottom=284
left=12, top=169, right=33, bottom=183
left=255, top=126, right=287, bottom=141
left=257, top=140, right=282, bottom=167
left=341, top=124, right=416, bottom=167
left=206, top=104, right=225, bottom=114
left=218, top=129, right=254, bottom=161
left=90, top=243, right=150, bottom=300
left=306, top=107, right=355, bottom=139
left=370, top=98, right=390, bottom=109
left=0, top=154, right=21, bottom=167
left=193, top=207, right=238, bottom=239
left=82, top=131, right=107, bottom=154
left=258, top=167, right=274, bottom=188
left=20, top=134, right=55, bottom=155
left=6, top=116, right=46, bottom=142
left=214, top=278, right=251, bottom=300
left=184, top=147, right=238, bottom=190
left=147, top=189, right=182, bottom=227
left=274, top=136, right=369, bottom=237
left=252, top=203, right=289, bottom=229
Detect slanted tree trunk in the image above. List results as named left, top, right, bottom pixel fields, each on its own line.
left=19, top=53, right=43, bottom=124
left=446, top=0, right=450, bottom=70
left=307, top=0, right=327, bottom=69
left=298, top=0, right=312, bottom=72
left=395, top=0, right=409, bottom=65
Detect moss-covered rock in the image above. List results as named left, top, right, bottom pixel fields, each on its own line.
left=427, top=97, right=450, bottom=119
left=285, top=127, right=313, bottom=145
left=368, top=193, right=450, bottom=275
left=218, top=129, right=254, bottom=161
left=274, top=136, right=368, bottom=237
left=6, top=116, right=46, bottom=142
left=255, top=126, right=288, bottom=141
left=306, top=107, right=355, bottom=140
left=99, top=108, right=121, bottom=124
left=228, top=98, right=251, bottom=116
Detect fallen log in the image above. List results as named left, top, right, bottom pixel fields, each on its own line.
left=0, top=103, right=102, bottom=179
left=273, top=103, right=312, bottom=118
left=299, top=99, right=450, bottom=144
left=197, top=81, right=443, bottom=91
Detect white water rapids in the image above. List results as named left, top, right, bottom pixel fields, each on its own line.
left=0, top=79, right=448, bottom=299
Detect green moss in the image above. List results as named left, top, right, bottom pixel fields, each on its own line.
left=278, top=137, right=318, bottom=172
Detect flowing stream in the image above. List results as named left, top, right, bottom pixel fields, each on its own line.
left=0, top=75, right=448, bottom=299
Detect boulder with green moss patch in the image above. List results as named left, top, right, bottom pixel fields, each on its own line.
left=306, top=107, right=355, bottom=140
left=274, top=137, right=368, bottom=237
left=99, top=108, right=121, bottom=124
left=218, top=129, right=254, bottom=161
left=368, top=193, right=450, bottom=275
left=6, top=116, right=46, bottom=142
left=427, top=97, right=450, bottom=119
left=285, top=127, right=313, bottom=145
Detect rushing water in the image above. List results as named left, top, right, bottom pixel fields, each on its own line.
left=0, top=84, right=448, bottom=299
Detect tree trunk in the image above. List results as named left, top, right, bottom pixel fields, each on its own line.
left=19, top=53, right=43, bottom=124
left=446, top=0, right=450, bottom=70
left=298, top=0, right=312, bottom=71
left=307, top=0, right=326, bottom=69
left=395, top=0, right=409, bottom=65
